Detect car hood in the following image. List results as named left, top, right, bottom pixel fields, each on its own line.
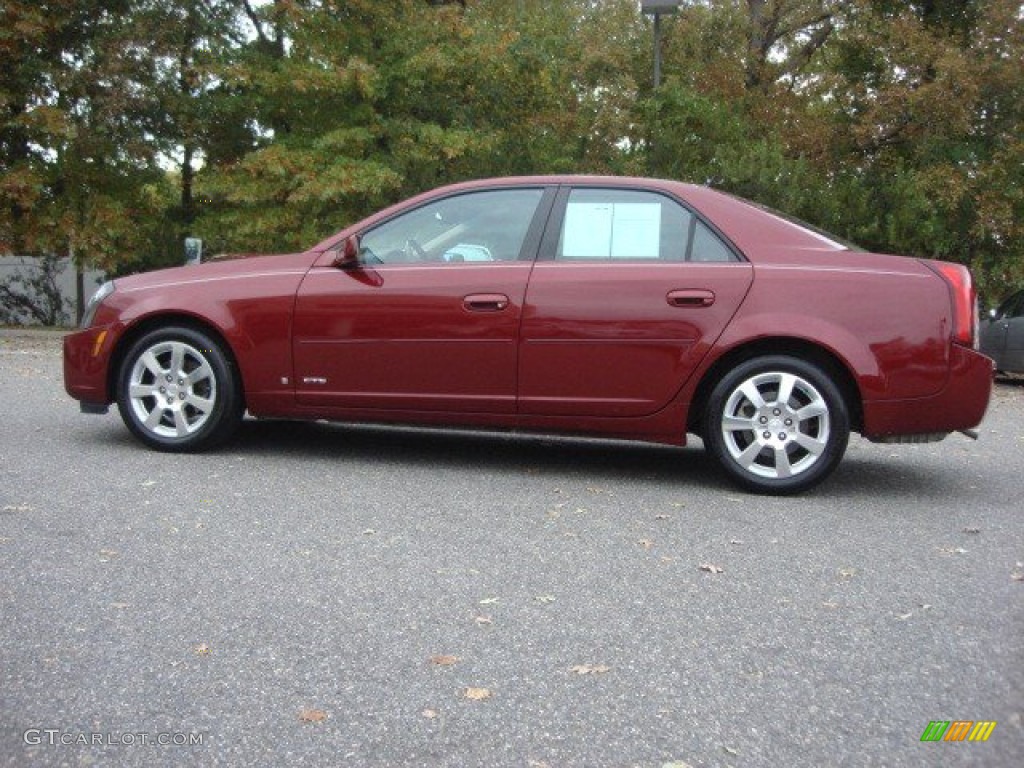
left=111, top=250, right=321, bottom=293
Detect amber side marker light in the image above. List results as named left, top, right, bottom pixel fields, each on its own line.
left=92, top=330, right=108, bottom=357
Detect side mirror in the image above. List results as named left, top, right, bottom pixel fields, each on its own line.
left=331, top=235, right=360, bottom=269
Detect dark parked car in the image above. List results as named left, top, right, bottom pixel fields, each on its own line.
left=980, top=288, right=1024, bottom=374
left=64, top=176, right=992, bottom=493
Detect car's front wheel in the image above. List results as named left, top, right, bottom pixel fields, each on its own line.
left=116, top=326, right=244, bottom=451
left=703, top=356, right=850, bottom=494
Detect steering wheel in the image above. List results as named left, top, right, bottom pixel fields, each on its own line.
left=404, top=238, right=427, bottom=261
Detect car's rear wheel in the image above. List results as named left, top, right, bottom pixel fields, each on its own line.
left=703, top=356, right=850, bottom=494
left=116, top=326, right=243, bottom=451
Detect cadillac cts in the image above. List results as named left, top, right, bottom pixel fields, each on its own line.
left=64, top=176, right=993, bottom=493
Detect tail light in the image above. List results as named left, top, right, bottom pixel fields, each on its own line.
left=931, top=262, right=977, bottom=348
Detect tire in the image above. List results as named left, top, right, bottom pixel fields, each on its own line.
left=116, top=326, right=244, bottom=451
left=703, top=355, right=850, bottom=494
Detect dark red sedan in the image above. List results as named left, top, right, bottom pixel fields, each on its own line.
left=64, top=176, right=992, bottom=493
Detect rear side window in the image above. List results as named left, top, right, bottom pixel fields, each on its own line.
left=555, top=188, right=737, bottom=263
left=997, top=291, right=1024, bottom=319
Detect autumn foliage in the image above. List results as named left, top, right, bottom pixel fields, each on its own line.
left=2, top=0, right=1021, bottom=300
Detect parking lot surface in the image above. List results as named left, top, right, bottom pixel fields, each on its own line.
left=1, top=329, right=1021, bottom=767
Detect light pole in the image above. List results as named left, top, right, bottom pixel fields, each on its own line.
left=641, top=1, right=681, bottom=88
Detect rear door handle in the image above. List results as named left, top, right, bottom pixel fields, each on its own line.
left=463, top=293, right=510, bottom=312
left=667, top=289, right=715, bottom=308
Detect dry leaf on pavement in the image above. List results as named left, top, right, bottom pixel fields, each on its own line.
left=298, top=708, right=328, bottom=723
left=464, top=687, right=491, bottom=701
left=570, top=664, right=611, bottom=675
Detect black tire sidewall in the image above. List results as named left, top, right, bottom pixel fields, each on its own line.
left=116, top=326, right=241, bottom=451
left=703, top=355, right=850, bottom=494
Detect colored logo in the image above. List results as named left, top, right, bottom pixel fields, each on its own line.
left=920, top=721, right=997, bottom=742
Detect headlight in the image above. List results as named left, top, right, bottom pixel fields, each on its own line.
left=80, top=280, right=115, bottom=328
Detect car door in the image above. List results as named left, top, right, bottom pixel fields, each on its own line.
left=292, top=187, right=553, bottom=413
left=518, top=185, right=754, bottom=417
left=981, top=290, right=1023, bottom=371
left=1006, top=296, right=1024, bottom=372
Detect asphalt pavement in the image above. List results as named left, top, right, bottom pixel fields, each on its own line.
left=1, top=329, right=1021, bottom=767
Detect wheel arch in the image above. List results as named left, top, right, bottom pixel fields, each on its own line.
left=107, top=313, right=246, bottom=407
left=686, top=338, right=864, bottom=436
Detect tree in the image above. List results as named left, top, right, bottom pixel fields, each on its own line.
left=813, top=0, right=1024, bottom=296
left=1, top=0, right=169, bottom=276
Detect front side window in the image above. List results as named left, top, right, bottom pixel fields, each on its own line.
left=360, top=188, right=544, bottom=265
left=555, top=188, right=737, bottom=263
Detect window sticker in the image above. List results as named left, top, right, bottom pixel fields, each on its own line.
left=562, top=202, right=662, bottom=259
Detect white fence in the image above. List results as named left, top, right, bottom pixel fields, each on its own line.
left=0, top=255, right=106, bottom=327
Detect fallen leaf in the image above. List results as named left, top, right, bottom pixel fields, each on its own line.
left=479, top=597, right=500, bottom=605
left=699, top=563, right=724, bottom=574
left=638, top=539, right=654, bottom=550
left=938, top=546, right=968, bottom=555
left=109, top=602, right=130, bottom=609
left=839, top=568, right=856, bottom=578
left=298, top=708, right=328, bottom=723
left=1012, top=572, right=1024, bottom=582
left=193, top=644, right=211, bottom=656
left=722, top=745, right=739, bottom=755
left=534, top=595, right=556, bottom=604
left=464, top=687, right=491, bottom=701
left=430, top=655, right=459, bottom=667
left=99, top=548, right=119, bottom=560
left=655, top=514, right=671, bottom=520
left=2, top=504, right=32, bottom=512
left=474, top=615, right=493, bottom=626
left=362, top=528, right=376, bottom=535
left=729, top=539, right=744, bottom=545
left=422, top=709, right=438, bottom=719
left=570, top=664, right=611, bottom=675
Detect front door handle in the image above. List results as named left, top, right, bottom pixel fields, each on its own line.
left=667, top=289, right=715, bottom=308
left=463, top=293, right=510, bottom=312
